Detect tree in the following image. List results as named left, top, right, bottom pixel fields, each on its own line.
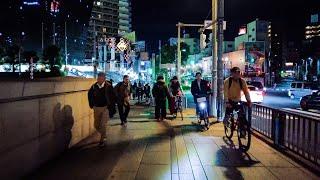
left=43, top=45, right=62, bottom=73
left=23, top=51, right=39, bottom=72
left=160, top=42, right=190, bottom=65
left=180, top=42, right=190, bottom=65
left=4, top=45, right=20, bottom=72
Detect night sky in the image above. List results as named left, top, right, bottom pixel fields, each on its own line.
left=132, top=0, right=320, bottom=52
left=0, top=0, right=319, bottom=53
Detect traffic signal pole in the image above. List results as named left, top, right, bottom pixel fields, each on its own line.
left=215, top=0, right=225, bottom=120
left=176, top=23, right=204, bottom=81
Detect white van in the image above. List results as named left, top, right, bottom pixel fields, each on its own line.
left=288, top=82, right=319, bottom=99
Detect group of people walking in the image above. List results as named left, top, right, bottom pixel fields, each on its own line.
left=131, top=81, right=151, bottom=103
left=88, top=67, right=252, bottom=147
left=88, top=73, right=131, bottom=147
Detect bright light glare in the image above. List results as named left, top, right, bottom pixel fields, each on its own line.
left=200, top=102, right=206, bottom=109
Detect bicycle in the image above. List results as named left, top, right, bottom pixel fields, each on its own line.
left=173, top=95, right=184, bottom=120
left=196, top=95, right=210, bottom=131
left=224, top=101, right=252, bottom=152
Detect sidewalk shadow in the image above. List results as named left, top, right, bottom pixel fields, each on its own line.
left=208, top=137, right=261, bottom=179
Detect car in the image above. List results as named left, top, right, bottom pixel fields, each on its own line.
left=300, top=90, right=320, bottom=111
left=288, top=82, right=319, bottom=99
left=247, top=81, right=267, bottom=92
left=241, top=85, right=264, bottom=103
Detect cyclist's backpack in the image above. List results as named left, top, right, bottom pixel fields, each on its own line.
left=228, top=78, right=243, bottom=90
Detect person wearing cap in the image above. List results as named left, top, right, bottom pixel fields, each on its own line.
left=223, top=67, right=252, bottom=124
left=88, top=72, right=115, bottom=147
left=152, top=75, right=171, bottom=121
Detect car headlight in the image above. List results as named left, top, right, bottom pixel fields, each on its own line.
left=263, top=87, right=267, bottom=91
left=199, top=102, right=206, bottom=109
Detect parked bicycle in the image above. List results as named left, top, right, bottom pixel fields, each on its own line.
left=224, top=101, right=252, bottom=151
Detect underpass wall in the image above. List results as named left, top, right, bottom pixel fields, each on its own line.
left=0, top=77, right=96, bottom=179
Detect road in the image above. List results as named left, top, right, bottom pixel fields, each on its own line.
left=184, top=89, right=320, bottom=115
left=262, top=89, right=300, bottom=109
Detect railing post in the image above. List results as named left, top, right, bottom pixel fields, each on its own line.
left=272, top=109, right=277, bottom=142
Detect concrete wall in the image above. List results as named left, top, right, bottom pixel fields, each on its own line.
left=0, top=77, right=96, bottom=179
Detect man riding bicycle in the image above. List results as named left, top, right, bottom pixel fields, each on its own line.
left=224, top=67, right=252, bottom=125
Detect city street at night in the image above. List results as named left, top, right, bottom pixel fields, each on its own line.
left=1, top=0, right=320, bottom=179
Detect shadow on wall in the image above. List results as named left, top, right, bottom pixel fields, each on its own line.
left=52, top=103, right=75, bottom=153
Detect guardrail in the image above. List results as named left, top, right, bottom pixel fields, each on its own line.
left=251, top=104, right=320, bottom=167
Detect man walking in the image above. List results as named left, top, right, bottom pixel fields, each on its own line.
left=114, top=75, right=131, bottom=126
left=88, top=72, right=114, bottom=147
left=152, top=75, right=171, bottom=121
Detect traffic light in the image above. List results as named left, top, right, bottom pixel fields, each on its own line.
left=200, top=33, right=207, bottom=50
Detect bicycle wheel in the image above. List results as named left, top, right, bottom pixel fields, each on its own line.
left=237, top=118, right=251, bottom=152
left=224, top=116, right=234, bottom=140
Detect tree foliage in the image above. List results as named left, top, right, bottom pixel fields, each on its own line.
left=160, top=42, right=190, bottom=65
left=4, top=45, right=20, bottom=72
left=42, top=45, right=62, bottom=73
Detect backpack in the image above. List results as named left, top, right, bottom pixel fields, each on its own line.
left=228, top=78, right=243, bottom=90
left=153, top=83, right=167, bottom=99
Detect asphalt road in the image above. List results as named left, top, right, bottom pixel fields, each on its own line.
left=262, top=90, right=300, bottom=109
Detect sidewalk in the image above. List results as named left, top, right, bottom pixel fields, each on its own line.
left=26, top=105, right=319, bottom=180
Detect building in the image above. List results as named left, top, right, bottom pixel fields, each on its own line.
left=118, top=0, right=132, bottom=35
left=235, top=19, right=269, bottom=50
left=301, top=13, right=320, bottom=81
left=223, top=41, right=235, bottom=53
left=86, top=0, right=132, bottom=58
left=305, top=13, right=320, bottom=40
left=0, top=0, right=93, bottom=64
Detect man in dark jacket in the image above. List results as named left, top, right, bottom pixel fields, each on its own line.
left=88, top=72, right=115, bottom=147
left=191, top=72, right=211, bottom=115
left=114, top=75, right=131, bottom=126
left=152, top=75, right=171, bottom=121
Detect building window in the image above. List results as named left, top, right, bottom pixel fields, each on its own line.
left=103, top=27, right=106, bottom=33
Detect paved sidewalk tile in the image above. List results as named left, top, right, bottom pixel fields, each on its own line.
left=25, top=107, right=319, bottom=180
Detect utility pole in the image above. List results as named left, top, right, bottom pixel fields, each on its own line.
left=159, top=40, right=162, bottom=71
left=53, top=22, right=56, bottom=45
left=216, top=0, right=225, bottom=121
left=41, top=22, right=44, bottom=51
left=211, top=0, right=218, bottom=117
left=64, top=21, right=67, bottom=66
left=177, top=22, right=182, bottom=80
left=176, top=23, right=203, bottom=80
left=93, top=20, right=97, bottom=78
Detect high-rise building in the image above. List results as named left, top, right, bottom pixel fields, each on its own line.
left=0, top=0, right=93, bottom=64
left=118, top=0, right=132, bottom=35
left=305, top=13, right=320, bottom=40
left=86, top=0, right=132, bottom=58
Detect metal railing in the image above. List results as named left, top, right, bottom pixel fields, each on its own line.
left=251, top=104, right=320, bottom=167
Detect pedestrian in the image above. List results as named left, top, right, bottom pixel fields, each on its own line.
left=114, top=75, right=131, bottom=126
left=152, top=75, right=171, bottom=121
left=132, top=82, right=137, bottom=100
left=144, top=83, right=151, bottom=104
left=137, top=81, right=143, bottom=103
left=168, top=76, right=183, bottom=114
left=88, top=72, right=115, bottom=147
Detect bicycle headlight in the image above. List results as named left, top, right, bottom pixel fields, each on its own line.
left=200, top=102, right=206, bottom=109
